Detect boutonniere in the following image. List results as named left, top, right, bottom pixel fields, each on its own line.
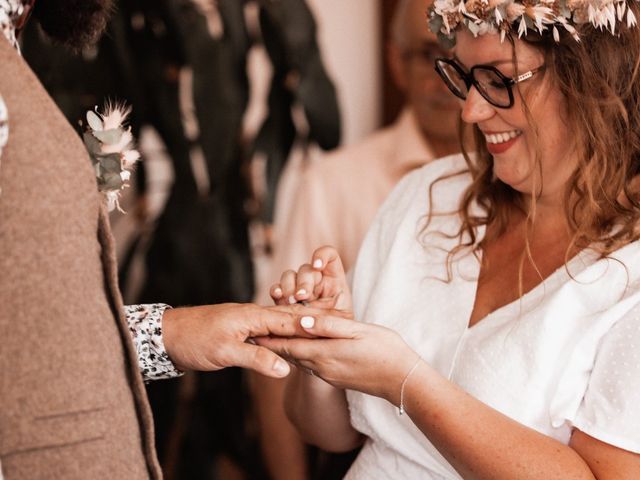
left=82, top=102, right=140, bottom=212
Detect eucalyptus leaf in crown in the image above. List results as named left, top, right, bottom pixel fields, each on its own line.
left=428, top=0, right=638, bottom=46
left=82, top=102, right=140, bottom=212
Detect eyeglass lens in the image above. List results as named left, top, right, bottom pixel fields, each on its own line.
left=436, top=60, right=512, bottom=108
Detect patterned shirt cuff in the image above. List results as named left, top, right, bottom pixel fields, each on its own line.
left=125, top=303, right=184, bottom=382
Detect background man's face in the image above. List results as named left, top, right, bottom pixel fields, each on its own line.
left=32, top=0, right=114, bottom=52
left=392, top=0, right=460, bottom=143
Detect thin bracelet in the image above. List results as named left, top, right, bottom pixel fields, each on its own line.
left=398, top=357, right=422, bottom=416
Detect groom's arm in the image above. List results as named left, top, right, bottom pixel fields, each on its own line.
left=125, top=303, right=183, bottom=382
left=126, top=303, right=311, bottom=382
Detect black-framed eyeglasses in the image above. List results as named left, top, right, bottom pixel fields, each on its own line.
left=434, top=57, right=545, bottom=109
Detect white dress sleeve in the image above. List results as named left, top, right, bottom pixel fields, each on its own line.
left=571, top=300, right=640, bottom=452
left=352, top=154, right=470, bottom=318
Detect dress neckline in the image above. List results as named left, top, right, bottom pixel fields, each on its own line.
left=463, top=246, right=599, bottom=333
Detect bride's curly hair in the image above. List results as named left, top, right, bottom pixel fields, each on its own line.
left=432, top=3, right=640, bottom=277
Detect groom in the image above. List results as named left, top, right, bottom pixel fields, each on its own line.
left=0, top=1, right=305, bottom=478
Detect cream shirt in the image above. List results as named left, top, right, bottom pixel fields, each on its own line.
left=345, top=154, right=640, bottom=479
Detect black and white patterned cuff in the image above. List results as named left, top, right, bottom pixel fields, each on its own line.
left=125, top=303, right=183, bottom=382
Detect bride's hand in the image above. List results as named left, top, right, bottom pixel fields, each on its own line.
left=270, top=246, right=353, bottom=311
left=255, top=313, right=420, bottom=404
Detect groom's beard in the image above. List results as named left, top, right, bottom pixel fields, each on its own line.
left=31, top=0, right=115, bottom=52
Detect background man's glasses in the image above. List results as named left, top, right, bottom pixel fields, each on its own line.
left=434, top=57, right=545, bottom=109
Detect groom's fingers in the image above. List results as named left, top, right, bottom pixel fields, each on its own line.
left=254, top=336, right=320, bottom=363
left=246, top=304, right=354, bottom=339
left=270, top=303, right=354, bottom=320
left=246, top=305, right=313, bottom=338
left=232, top=343, right=291, bottom=378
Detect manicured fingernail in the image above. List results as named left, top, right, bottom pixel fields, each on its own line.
left=313, top=259, right=323, bottom=269
left=301, top=316, right=315, bottom=329
left=273, top=359, right=290, bottom=376
left=296, top=288, right=307, bottom=297
left=288, top=295, right=296, bottom=304
left=273, top=287, right=282, bottom=298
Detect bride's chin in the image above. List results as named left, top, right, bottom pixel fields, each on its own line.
left=492, top=164, right=531, bottom=191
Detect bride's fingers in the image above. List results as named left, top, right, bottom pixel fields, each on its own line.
left=279, top=269, right=298, bottom=304
left=295, top=263, right=322, bottom=301
left=304, top=296, right=341, bottom=310
left=297, top=314, right=359, bottom=339
left=311, top=246, right=347, bottom=278
left=270, top=283, right=290, bottom=306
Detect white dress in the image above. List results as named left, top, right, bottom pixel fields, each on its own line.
left=345, top=153, right=640, bottom=479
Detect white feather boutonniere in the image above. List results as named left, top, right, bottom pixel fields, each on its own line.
left=83, top=102, right=140, bottom=212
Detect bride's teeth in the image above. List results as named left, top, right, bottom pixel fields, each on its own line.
left=485, top=130, right=520, bottom=144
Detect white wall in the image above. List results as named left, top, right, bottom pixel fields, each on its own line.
left=307, top=0, right=382, bottom=145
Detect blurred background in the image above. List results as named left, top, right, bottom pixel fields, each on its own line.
left=21, top=0, right=413, bottom=478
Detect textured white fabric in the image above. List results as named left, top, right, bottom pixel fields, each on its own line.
left=0, top=0, right=21, bottom=198
left=345, top=153, right=640, bottom=479
left=0, top=0, right=24, bottom=50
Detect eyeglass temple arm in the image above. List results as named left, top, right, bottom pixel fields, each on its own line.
left=513, top=66, right=545, bottom=84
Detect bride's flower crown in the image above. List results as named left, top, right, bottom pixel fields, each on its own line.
left=428, top=0, right=638, bottom=45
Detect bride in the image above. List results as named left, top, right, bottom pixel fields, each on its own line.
left=259, top=0, right=640, bottom=477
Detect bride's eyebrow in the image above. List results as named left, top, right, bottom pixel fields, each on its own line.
left=452, top=54, right=514, bottom=69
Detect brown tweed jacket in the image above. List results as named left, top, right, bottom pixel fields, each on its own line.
left=0, top=36, right=161, bottom=479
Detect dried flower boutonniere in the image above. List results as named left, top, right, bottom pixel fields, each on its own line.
left=83, top=102, right=140, bottom=212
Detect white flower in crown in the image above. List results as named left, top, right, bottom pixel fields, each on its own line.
left=82, top=102, right=141, bottom=212
left=428, top=0, right=639, bottom=44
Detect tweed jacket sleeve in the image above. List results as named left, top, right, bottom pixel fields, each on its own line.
left=125, top=304, right=183, bottom=382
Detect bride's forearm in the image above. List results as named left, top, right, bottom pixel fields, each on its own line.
left=403, top=362, right=596, bottom=480
left=284, top=368, right=364, bottom=453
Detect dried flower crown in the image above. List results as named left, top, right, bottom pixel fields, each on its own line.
left=428, top=0, right=638, bottom=46
left=82, top=102, right=140, bottom=212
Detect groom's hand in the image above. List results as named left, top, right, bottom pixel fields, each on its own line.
left=162, top=303, right=314, bottom=378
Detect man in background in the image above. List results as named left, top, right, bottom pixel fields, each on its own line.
left=250, top=0, right=461, bottom=478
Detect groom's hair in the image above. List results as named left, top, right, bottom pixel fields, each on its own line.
left=32, top=0, right=115, bottom=52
